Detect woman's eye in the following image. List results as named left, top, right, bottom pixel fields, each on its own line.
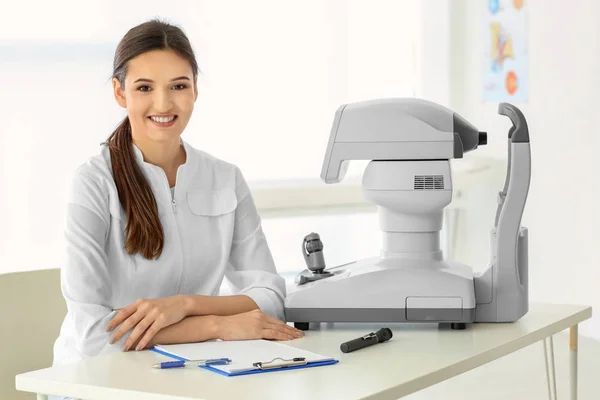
left=136, top=84, right=186, bottom=92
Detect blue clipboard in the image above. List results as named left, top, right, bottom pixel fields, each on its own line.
left=150, top=346, right=339, bottom=377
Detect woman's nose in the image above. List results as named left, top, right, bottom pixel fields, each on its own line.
left=153, top=88, right=174, bottom=111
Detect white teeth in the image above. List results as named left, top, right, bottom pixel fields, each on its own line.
left=150, top=116, right=175, bottom=123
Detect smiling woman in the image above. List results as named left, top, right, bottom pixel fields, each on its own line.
left=51, top=20, right=302, bottom=389
left=107, top=32, right=200, bottom=259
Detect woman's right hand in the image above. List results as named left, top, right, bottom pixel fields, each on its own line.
left=215, top=309, right=304, bottom=341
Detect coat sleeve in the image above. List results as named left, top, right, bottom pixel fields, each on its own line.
left=60, top=169, right=130, bottom=358
left=224, top=166, right=286, bottom=320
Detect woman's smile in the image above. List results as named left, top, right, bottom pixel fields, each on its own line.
left=148, top=114, right=178, bottom=128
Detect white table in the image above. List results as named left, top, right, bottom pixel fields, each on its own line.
left=16, top=303, right=591, bottom=400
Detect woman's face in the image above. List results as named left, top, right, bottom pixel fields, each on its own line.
left=112, top=49, right=198, bottom=145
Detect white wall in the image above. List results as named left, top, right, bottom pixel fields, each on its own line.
left=442, top=0, right=600, bottom=338
left=0, top=0, right=420, bottom=275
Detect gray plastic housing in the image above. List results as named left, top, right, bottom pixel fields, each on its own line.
left=320, top=98, right=486, bottom=184
left=474, top=103, right=531, bottom=322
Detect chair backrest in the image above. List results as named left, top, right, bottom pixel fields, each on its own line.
left=0, top=268, right=66, bottom=400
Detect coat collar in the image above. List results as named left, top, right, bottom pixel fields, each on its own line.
left=130, top=138, right=198, bottom=201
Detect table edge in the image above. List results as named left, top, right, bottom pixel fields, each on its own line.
left=15, top=305, right=593, bottom=400
left=368, top=305, right=592, bottom=399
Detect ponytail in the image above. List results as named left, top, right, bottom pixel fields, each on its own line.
left=104, top=117, right=164, bottom=259
left=106, top=18, right=199, bottom=259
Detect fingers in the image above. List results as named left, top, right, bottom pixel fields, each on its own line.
left=123, top=315, right=154, bottom=351
left=263, top=323, right=303, bottom=341
left=249, top=310, right=302, bottom=339
left=106, top=299, right=143, bottom=332
left=262, top=313, right=286, bottom=325
left=262, top=327, right=293, bottom=341
left=109, top=310, right=144, bottom=345
left=261, top=314, right=303, bottom=338
left=135, top=320, right=162, bottom=351
left=277, top=323, right=303, bottom=339
left=106, top=303, right=137, bottom=332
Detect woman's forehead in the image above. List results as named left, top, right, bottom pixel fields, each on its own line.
left=127, top=49, right=193, bottom=82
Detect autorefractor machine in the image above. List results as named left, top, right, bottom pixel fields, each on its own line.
left=283, top=98, right=531, bottom=330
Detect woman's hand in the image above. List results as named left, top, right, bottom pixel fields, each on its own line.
left=106, top=295, right=190, bottom=351
left=215, top=309, right=304, bottom=341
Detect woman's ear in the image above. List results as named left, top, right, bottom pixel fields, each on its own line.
left=112, top=78, right=127, bottom=108
left=194, top=76, right=198, bottom=102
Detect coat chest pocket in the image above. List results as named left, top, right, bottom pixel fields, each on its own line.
left=185, top=189, right=238, bottom=273
left=187, top=189, right=237, bottom=216
left=186, top=189, right=237, bottom=255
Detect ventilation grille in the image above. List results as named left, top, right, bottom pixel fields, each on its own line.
left=414, top=175, right=444, bottom=190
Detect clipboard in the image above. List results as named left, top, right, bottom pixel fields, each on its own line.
left=151, top=339, right=339, bottom=377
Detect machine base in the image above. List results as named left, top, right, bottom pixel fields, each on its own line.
left=285, top=307, right=475, bottom=325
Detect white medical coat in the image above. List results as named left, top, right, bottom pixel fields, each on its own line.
left=52, top=139, right=286, bottom=367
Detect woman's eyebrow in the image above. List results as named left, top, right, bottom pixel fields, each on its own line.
left=133, top=76, right=191, bottom=83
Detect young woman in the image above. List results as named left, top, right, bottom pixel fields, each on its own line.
left=53, top=19, right=302, bottom=369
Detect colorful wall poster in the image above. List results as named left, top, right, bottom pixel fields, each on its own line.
left=482, top=0, right=528, bottom=102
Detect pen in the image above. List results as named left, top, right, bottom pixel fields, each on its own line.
left=152, top=358, right=232, bottom=369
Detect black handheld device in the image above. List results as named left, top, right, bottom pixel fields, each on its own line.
left=340, top=327, right=393, bottom=353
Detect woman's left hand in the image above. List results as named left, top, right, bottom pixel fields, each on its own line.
left=107, top=295, right=189, bottom=351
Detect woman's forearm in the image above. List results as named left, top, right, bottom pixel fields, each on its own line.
left=184, top=294, right=258, bottom=317
left=147, top=315, right=220, bottom=347
left=133, top=296, right=259, bottom=349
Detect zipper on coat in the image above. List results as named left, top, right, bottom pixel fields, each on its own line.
left=173, top=200, right=185, bottom=293
left=160, top=169, right=185, bottom=293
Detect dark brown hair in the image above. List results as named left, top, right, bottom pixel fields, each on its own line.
left=104, top=19, right=199, bottom=259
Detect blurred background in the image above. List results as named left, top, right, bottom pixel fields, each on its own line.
left=2, top=0, right=600, bottom=396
